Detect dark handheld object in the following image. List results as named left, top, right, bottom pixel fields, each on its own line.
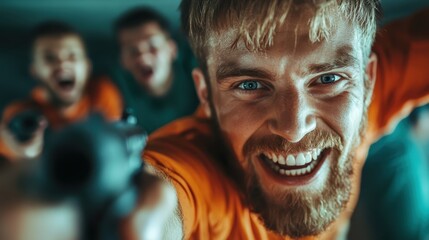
left=28, top=113, right=147, bottom=240
left=7, top=109, right=43, bottom=142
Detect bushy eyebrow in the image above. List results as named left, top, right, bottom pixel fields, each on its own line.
left=216, top=62, right=275, bottom=82
left=305, top=46, right=361, bottom=75
left=215, top=45, right=360, bottom=82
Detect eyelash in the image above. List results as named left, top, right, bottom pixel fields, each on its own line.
left=237, top=81, right=262, bottom=90
left=231, top=73, right=345, bottom=95
left=316, top=74, right=344, bottom=85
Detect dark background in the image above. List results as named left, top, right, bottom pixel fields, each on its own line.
left=0, top=0, right=428, bottom=100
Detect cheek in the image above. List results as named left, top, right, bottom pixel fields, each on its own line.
left=214, top=92, right=271, bottom=161
left=157, top=51, right=173, bottom=68
left=35, top=63, right=53, bottom=81
left=318, top=91, right=364, bottom=146
left=75, top=63, right=89, bottom=82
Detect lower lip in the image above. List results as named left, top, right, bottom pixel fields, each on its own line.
left=255, top=149, right=331, bottom=186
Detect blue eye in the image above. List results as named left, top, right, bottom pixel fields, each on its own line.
left=319, top=74, right=341, bottom=84
left=238, top=81, right=261, bottom=90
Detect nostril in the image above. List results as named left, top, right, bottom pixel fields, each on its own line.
left=268, top=118, right=316, bottom=143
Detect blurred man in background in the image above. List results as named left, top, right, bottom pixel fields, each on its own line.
left=0, top=21, right=124, bottom=164
left=114, top=7, right=198, bottom=133
left=30, top=21, right=123, bottom=129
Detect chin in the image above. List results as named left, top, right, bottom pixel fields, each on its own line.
left=246, top=151, right=353, bottom=238
left=57, top=95, right=80, bottom=107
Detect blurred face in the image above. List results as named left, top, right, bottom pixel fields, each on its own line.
left=31, top=35, right=91, bottom=106
left=119, top=22, right=177, bottom=96
left=193, top=10, right=377, bottom=238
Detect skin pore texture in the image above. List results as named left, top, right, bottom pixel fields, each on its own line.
left=192, top=8, right=377, bottom=238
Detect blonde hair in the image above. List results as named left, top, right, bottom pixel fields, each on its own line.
left=180, top=0, right=381, bottom=65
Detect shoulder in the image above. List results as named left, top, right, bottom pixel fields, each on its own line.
left=145, top=112, right=217, bottom=170
left=144, top=110, right=235, bottom=204
left=89, top=76, right=121, bottom=96
left=86, top=76, right=123, bottom=121
left=143, top=113, right=242, bottom=237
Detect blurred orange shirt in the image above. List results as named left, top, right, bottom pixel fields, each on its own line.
left=31, top=76, right=123, bottom=129
left=143, top=9, right=429, bottom=240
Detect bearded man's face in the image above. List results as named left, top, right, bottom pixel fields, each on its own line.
left=191, top=8, right=377, bottom=238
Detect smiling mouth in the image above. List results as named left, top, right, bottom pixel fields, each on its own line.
left=258, top=148, right=329, bottom=178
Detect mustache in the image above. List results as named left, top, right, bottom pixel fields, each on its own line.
left=243, top=129, right=343, bottom=157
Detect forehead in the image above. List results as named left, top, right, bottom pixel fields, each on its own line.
left=34, top=35, right=85, bottom=53
left=119, top=22, right=167, bottom=44
left=207, top=11, right=363, bottom=75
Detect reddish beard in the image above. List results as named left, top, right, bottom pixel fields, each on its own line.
left=207, top=82, right=368, bottom=237
left=243, top=129, right=354, bottom=238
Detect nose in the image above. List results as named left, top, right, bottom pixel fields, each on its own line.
left=56, top=56, right=74, bottom=70
left=59, top=59, right=72, bottom=69
left=134, top=44, right=155, bottom=65
left=268, top=90, right=316, bottom=143
left=137, top=51, right=153, bottom=65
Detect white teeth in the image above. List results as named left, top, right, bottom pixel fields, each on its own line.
left=286, top=155, right=296, bottom=166
left=265, top=148, right=326, bottom=176
left=275, top=152, right=321, bottom=176
left=305, top=153, right=312, bottom=164
left=272, top=154, right=278, bottom=163
left=296, top=153, right=306, bottom=166
left=277, top=155, right=285, bottom=165
left=312, top=150, right=318, bottom=160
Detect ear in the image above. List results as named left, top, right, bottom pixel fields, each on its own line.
left=364, top=52, right=377, bottom=107
left=192, top=68, right=211, bottom=117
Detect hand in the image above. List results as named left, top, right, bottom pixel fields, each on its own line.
left=121, top=168, right=182, bottom=240
left=0, top=115, right=47, bottom=161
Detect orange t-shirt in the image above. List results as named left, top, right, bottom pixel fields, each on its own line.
left=31, top=76, right=123, bottom=129
left=0, top=76, right=123, bottom=161
left=144, top=10, right=429, bottom=240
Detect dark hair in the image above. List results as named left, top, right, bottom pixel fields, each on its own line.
left=31, top=21, right=81, bottom=47
left=114, top=7, right=171, bottom=37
